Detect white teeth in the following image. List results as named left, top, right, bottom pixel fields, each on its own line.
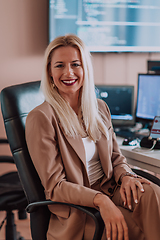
left=62, top=80, right=76, bottom=84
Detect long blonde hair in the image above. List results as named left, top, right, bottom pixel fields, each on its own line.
left=41, top=34, right=109, bottom=142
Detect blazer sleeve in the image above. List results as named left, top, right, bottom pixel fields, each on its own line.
left=25, top=107, right=101, bottom=209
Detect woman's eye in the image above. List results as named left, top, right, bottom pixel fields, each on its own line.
left=55, top=64, right=63, bottom=68
left=72, top=63, right=81, bottom=67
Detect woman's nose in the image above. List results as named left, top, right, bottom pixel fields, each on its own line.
left=64, top=65, right=74, bottom=76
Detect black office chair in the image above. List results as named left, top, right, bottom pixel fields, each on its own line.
left=1, top=81, right=160, bottom=240
left=1, top=81, right=105, bottom=240
left=0, top=138, right=27, bottom=240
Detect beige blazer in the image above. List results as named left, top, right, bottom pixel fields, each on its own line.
left=25, top=99, right=131, bottom=240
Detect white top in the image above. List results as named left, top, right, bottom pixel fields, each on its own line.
left=82, top=137, right=104, bottom=185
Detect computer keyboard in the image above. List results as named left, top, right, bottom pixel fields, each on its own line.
left=115, top=129, right=147, bottom=140
left=115, top=129, right=135, bottom=138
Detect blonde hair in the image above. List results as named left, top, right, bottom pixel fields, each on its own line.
left=41, top=34, right=109, bottom=141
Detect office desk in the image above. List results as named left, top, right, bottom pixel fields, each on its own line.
left=117, top=137, right=160, bottom=174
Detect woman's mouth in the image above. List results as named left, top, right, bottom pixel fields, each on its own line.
left=61, top=79, right=77, bottom=86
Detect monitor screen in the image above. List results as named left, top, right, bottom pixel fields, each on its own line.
left=136, top=74, right=160, bottom=125
left=95, top=85, right=135, bottom=127
left=49, top=0, right=160, bottom=52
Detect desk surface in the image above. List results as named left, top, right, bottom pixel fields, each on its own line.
left=117, top=137, right=160, bottom=174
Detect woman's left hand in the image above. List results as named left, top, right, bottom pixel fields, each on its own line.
left=119, top=176, right=151, bottom=210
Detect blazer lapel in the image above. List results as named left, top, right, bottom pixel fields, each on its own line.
left=58, top=123, right=86, bottom=167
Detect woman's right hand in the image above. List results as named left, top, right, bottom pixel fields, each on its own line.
left=93, top=193, right=129, bottom=240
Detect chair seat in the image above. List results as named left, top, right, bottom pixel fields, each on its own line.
left=0, top=172, right=27, bottom=210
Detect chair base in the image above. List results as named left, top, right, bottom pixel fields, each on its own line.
left=5, top=211, right=25, bottom=240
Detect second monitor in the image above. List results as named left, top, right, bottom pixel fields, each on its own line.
left=136, top=73, right=160, bottom=127
left=95, top=85, right=135, bottom=127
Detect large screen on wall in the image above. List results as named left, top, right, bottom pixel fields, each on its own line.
left=49, top=0, right=160, bottom=52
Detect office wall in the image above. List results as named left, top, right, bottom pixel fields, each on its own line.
left=0, top=0, right=160, bottom=142
left=0, top=0, right=48, bottom=142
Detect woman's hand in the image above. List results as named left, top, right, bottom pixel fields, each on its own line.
left=120, top=176, right=151, bottom=210
left=93, top=193, right=129, bottom=240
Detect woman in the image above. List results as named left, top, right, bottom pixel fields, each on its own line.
left=25, top=34, right=160, bottom=240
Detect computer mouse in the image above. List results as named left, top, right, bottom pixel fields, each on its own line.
left=122, top=138, right=138, bottom=146
left=122, top=138, right=131, bottom=145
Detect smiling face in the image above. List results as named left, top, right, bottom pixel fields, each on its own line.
left=50, top=46, right=84, bottom=102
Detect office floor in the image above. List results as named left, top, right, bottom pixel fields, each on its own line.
left=0, top=210, right=32, bottom=240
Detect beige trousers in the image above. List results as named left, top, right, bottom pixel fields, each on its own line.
left=84, top=181, right=160, bottom=240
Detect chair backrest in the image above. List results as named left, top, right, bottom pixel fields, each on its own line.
left=1, top=81, right=50, bottom=240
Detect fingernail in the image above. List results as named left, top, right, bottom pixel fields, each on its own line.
left=141, top=188, right=144, bottom=192
left=123, top=201, right=126, bottom=206
left=135, top=199, right=138, bottom=204
left=129, top=205, right=132, bottom=210
left=107, top=238, right=110, bottom=240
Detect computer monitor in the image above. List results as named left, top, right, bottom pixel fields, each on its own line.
left=136, top=74, right=160, bottom=127
left=95, top=85, right=135, bottom=127
left=49, top=1, right=160, bottom=53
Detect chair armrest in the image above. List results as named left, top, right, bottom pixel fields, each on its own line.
left=0, top=156, right=15, bottom=163
left=26, top=200, right=104, bottom=240
left=27, top=200, right=98, bottom=215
